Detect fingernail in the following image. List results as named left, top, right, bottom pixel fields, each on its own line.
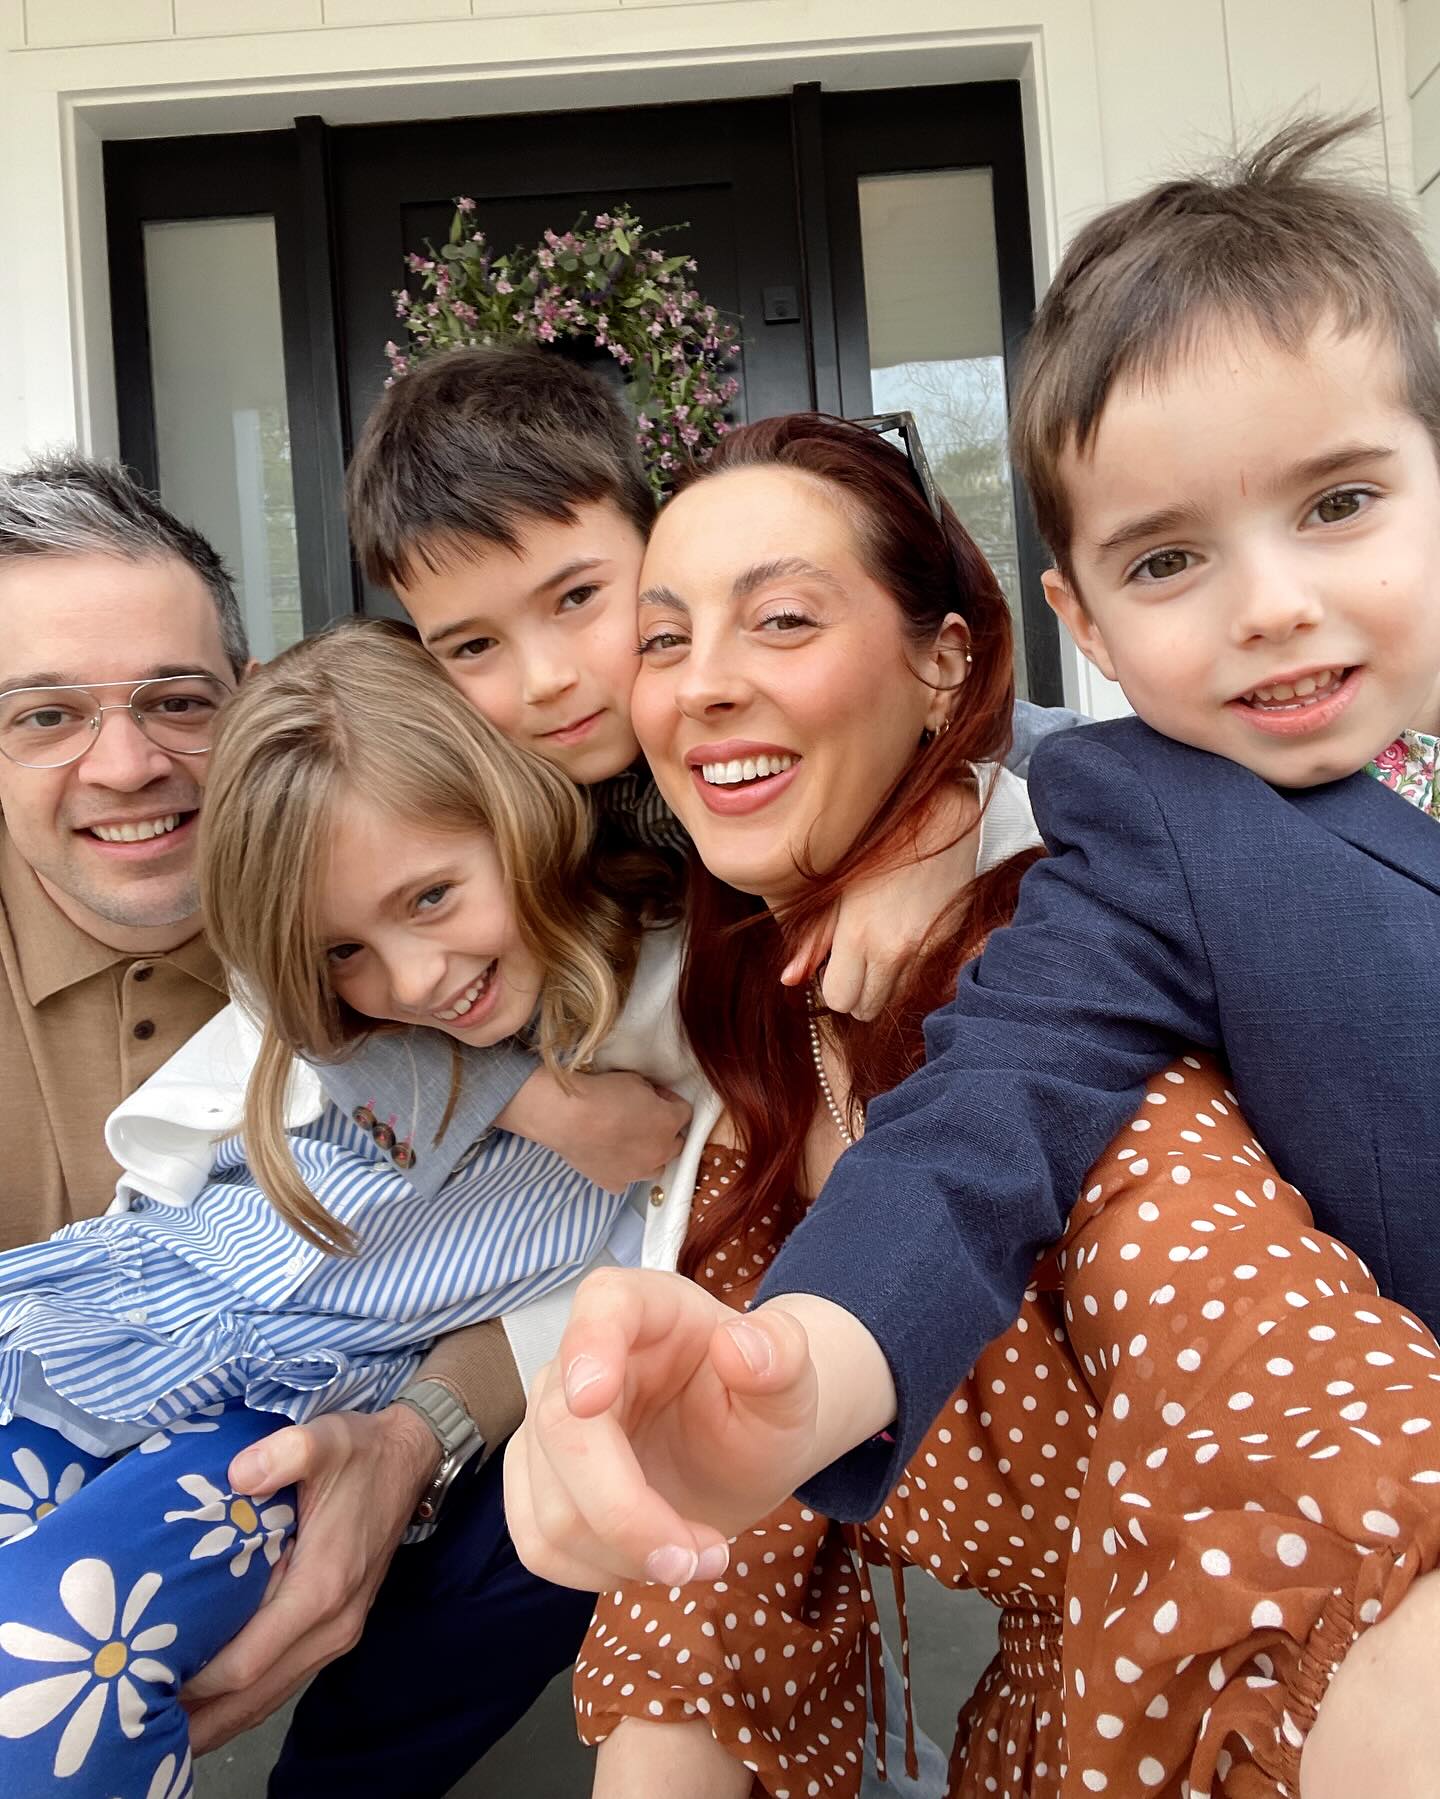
left=564, top=1354, right=605, bottom=1408
left=233, top=1451, right=265, bottom=1490
left=644, top=1544, right=699, bottom=1585
left=725, top=1319, right=773, bottom=1376
left=695, top=1543, right=730, bottom=1581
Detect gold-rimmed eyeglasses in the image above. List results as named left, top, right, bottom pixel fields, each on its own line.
left=850, top=410, right=947, bottom=527
left=0, top=673, right=234, bottom=770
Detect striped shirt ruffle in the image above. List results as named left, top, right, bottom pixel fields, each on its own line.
left=0, top=1104, right=623, bottom=1442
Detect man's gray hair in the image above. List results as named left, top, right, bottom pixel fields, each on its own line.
left=0, top=452, right=249, bottom=674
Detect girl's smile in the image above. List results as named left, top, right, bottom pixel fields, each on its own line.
left=317, top=788, right=543, bottom=1046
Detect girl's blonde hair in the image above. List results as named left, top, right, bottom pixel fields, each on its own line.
left=200, top=617, right=641, bottom=1253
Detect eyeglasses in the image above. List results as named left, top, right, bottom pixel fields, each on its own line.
left=0, top=674, right=234, bottom=769
left=850, top=411, right=946, bottom=526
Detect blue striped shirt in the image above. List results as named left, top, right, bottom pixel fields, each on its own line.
left=0, top=1103, right=624, bottom=1455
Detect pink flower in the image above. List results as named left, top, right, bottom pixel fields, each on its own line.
left=456, top=196, right=477, bottom=213
left=537, top=320, right=557, bottom=342
left=495, top=277, right=513, bottom=295
left=595, top=213, right=613, bottom=229
left=537, top=248, right=555, bottom=269
left=1371, top=738, right=1412, bottom=779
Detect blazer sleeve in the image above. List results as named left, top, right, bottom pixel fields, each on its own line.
left=1005, top=697, right=1089, bottom=775
left=760, top=727, right=1226, bottom=1519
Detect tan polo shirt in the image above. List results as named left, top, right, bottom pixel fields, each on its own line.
left=0, top=825, right=227, bottom=1248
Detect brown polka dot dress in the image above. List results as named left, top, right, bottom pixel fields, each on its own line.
left=573, top=1057, right=1440, bottom=1797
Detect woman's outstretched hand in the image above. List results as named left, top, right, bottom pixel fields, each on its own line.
left=502, top=1268, right=895, bottom=1592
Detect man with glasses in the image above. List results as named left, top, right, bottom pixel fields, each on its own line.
left=0, top=453, right=243, bottom=1239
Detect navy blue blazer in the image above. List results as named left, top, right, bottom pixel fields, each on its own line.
left=761, top=716, right=1440, bottom=1519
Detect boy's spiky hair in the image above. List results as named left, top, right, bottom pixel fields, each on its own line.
left=346, top=345, right=654, bottom=588
left=1012, top=115, right=1440, bottom=577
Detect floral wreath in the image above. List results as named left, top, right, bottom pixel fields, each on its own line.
left=387, top=201, right=741, bottom=497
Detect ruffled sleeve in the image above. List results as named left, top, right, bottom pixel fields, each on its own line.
left=1055, top=1053, right=1440, bottom=1796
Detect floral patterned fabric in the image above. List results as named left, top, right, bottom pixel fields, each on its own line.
left=574, top=1060, right=1440, bottom=1797
left=0, top=1405, right=294, bottom=1798
left=1368, top=730, right=1440, bottom=815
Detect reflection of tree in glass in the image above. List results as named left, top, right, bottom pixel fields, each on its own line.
left=870, top=357, right=1020, bottom=611
left=259, top=407, right=303, bottom=654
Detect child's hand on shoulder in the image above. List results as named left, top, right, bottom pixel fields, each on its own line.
left=498, top=1067, right=691, bottom=1191
left=782, top=781, right=981, bottom=1020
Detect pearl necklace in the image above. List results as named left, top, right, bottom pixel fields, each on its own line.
left=808, top=987, right=861, bottom=1146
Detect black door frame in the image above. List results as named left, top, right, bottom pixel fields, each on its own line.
left=105, top=126, right=355, bottom=632
left=105, top=85, right=1062, bottom=703
left=796, top=81, right=1058, bottom=702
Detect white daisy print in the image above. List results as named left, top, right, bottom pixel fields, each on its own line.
left=0, top=1446, right=87, bottom=1539
left=145, top=1746, right=194, bottom=1799
left=164, top=1475, right=294, bottom=1578
left=137, top=1405, right=225, bottom=1455
left=0, top=1557, right=177, bottom=1777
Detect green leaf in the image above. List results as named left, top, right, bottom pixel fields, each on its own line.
left=440, top=243, right=465, bottom=260
left=582, top=249, right=601, bottom=268
left=559, top=253, right=579, bottom=272
left=448, top=211, right=463, bottom=246
left=613, top=227, right=631, bottom=254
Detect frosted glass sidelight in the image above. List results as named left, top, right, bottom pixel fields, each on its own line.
left=144, top=216, right=302, bottom=661
left=858, top=170, right=1025, bottom=694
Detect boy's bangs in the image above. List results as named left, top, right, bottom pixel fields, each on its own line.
left=1012, top=115, right=1440, bottom=572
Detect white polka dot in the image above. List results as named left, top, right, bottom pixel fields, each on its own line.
left=1275, top=1533, right=1307, bottom=1567
left=1115, top=1657, right=1143, bottom=1684
left=1096, top=1713, right=1123, bottom=1739
left=1200, top=1548, right=1231, bottom=1577
left=1228, top=1391, right=1253, bottom=1411
left=1177, top=1349, right=1202, bottom=1372
left=1082, top=1771, right=1108, bottom=1791
left=1363, top=1510, right=1400, bottom=1538
left=1161, top=1402, right=1185, bottom=1427
left=1153, top=1600, right=1178, bottom=1634
left=1251, top=1600, right=1283, bottom=1628
left=1139, top=1758, right=1166, bottom=1787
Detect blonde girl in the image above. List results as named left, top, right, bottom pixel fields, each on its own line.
left=0, top=618, right=679, bottom=1799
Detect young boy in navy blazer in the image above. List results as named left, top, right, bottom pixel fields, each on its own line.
left=509, top=117, right=1440, bottom=1555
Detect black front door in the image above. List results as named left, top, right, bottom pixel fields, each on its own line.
left=108, top=82, right=1057, bottom=698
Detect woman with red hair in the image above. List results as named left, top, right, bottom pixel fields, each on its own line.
left=512, top=416, right=1440, bottom=1798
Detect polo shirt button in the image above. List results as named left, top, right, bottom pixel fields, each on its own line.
left=124, top=1308, right=148, bottom=1325
left=353, top=1105, right=376, bottom=1131
left=284, top=1251, right=306, bottom=1277
left=132, top=1020, right=155, bottom=1041
left=648, top=1184, right=665, bottom=1208
left=132, top=964, right=154, bottom=983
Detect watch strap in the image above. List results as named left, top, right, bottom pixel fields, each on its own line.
left=394, top=1378, right=485, bottom=1529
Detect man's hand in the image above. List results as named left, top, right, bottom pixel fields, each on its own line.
left=497, top=1067, right=691, bottom=1191
left=781, top=783, right=980, bottom=1019
left=181, top=1404, right=439, bottom=1752
left=503, top=1268, right=894, bottom=1593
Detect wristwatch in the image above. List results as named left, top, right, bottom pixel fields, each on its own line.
left=392, top=1378, right=486, bottom=1529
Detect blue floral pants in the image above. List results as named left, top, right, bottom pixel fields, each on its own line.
left=0, top=1404, right=296, bottom=1798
